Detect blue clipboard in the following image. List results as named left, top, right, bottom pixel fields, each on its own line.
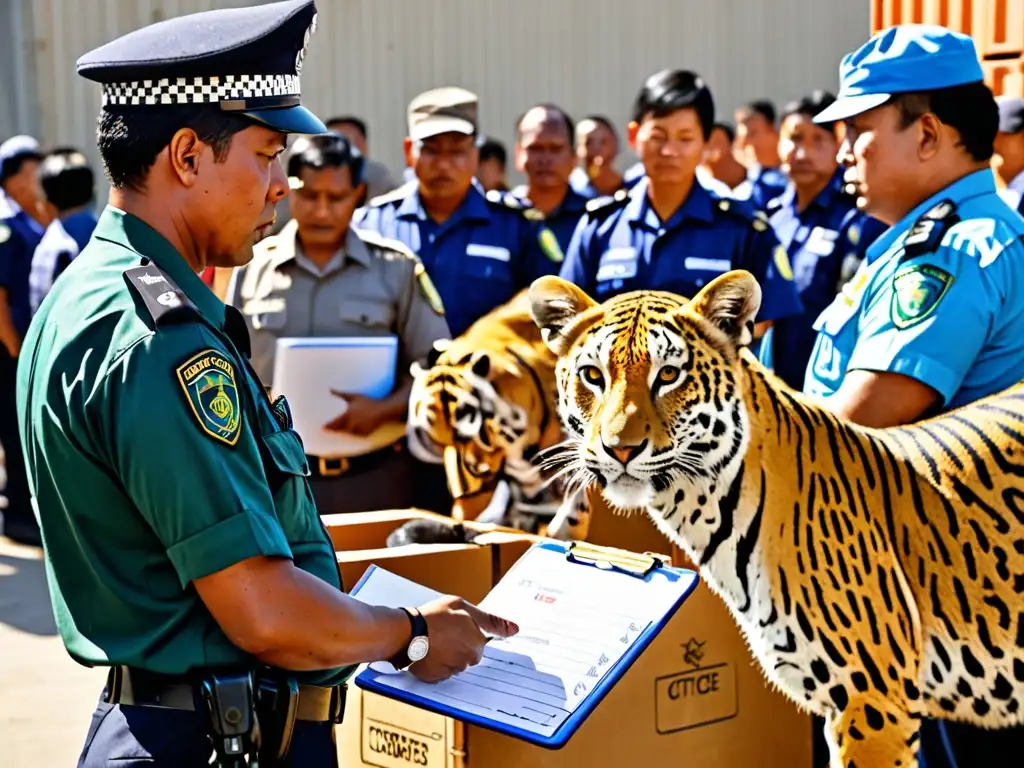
left=351, top=540, right=699, bottom=750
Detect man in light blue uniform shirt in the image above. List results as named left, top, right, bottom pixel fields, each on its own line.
left=559, top=69, right=802, bottom=330
left=803, top=24, right=1024, bottom=768
left=354, top=87, right=562, bottom=338
left=758, top=90, right=887, bottom=390
left=29, top=147, right=98, bottom=315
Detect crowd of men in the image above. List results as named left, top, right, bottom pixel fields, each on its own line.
left=3, top=63, right=1024, bottom=552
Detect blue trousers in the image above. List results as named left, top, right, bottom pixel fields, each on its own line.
left=77, top=696, right=339, bottom=767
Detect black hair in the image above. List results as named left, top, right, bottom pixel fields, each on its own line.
left=579, top=115, right=619, bottom=142
left=0, top=151, right=43, bottom=185
left=890, top=82, right=998, bottom=163
left=478, top=137, right=507, bottom=168
left=739, top=99, right=777, bottom=126
left=712, top=121, right=736, bottom=144
left=286, top=131, right=365, bottom=186
left=515, top=104, right=575, bottom=146
left=96, top=105, right=252, bottom=191
left=39, top=149, right=95, bottom=212
left=781, top=90, right=838, bottom=131
left=324, top=115, right=368, bottom=139
left=632, top=69, right=715, bottom=140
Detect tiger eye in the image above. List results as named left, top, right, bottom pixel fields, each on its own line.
left=658, top=366, right=681, bottom=383
left=579, top=366, right=604, bottom=386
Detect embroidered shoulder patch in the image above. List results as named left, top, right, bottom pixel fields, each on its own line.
left=415, top=263, right=445, bottom=316
left=538, top=227, right=564, bottom=264
left=176, top=350, right=243, bottom=445
left=890, top=264, right=953, bottom=329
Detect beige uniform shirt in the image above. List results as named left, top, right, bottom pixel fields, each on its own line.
left=226, top=220, right=451, bottom=388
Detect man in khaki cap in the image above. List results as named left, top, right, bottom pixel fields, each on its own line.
left=354, top=86, right=564, bottom=338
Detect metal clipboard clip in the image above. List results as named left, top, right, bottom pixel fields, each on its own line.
left=564, top=541, right=668, bottom=579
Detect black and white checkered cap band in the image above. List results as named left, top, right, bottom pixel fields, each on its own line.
left=101, top=73, right=301, bottom=107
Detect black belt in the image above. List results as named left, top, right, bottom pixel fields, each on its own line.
left=306, top=442, right=400, bottom=479
left=104, top=666, right=346, bottom=724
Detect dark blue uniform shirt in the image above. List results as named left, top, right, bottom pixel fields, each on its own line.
left=748, top=166, right=789, bottom=210
left=510, top=184, right=590, bottom=257
left=558, top=176, right=803, bottom=323
left=0, top=209, right=46, bottom=337
left=29, top=209, right=99, bottom=316
left=353, top=181, right=562, bottom=337
left=756, top=172, right=888, bottom=390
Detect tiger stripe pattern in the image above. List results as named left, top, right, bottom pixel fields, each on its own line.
left=528, top=270, right=1024, bottom=768
left=407, top=290, right=589, bottom=537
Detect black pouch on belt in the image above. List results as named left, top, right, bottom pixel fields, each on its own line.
left=199, top=671, right=258, bottom=766
left=253, top=669, right=300, bottom=766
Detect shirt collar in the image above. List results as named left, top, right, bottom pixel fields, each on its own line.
left=271, top=219, right=373, bottom=272
left=1009, top=168, right=1024, bottom=196
left=92, top=205, right=225, bottom=327
left=780, top=168, right=845, bottom=216
left=865, top=168, right=997, bottom=263
left=396, top=182, right=490, bottom=223
left=626, top=176, right=715, bottom=229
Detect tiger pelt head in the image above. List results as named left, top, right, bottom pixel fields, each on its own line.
left=407, top=290, right=563, bottom=500
left=527, top=271, right=758, bottom=541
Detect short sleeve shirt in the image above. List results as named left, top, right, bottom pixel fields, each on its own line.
left=16, top=206, right=349, bottom=684
left=226, top=221, right=451, bottom=387
left=354, top=182, right=562, bottom=337
left=804, top=169, right=1024, bottom=409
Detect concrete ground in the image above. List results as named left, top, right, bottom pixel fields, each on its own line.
left=0, top=535, right=105, bottom=766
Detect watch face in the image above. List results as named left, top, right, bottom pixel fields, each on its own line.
left=408, top=636, right=429, bottom=663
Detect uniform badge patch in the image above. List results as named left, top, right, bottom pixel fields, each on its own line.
left=176, top=350, right=242, bottom=445
left=773, top=245, right=794, bottom=281
left=890, top=264, right=953, bottom=329
left=415, top=263, right=445, bottom=316
left=538, top=227, right=564, bottom=264
left=523, top=208, right=546, bottom=221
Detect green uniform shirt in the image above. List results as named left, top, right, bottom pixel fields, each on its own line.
left=16, top=206, right=350, bottom=686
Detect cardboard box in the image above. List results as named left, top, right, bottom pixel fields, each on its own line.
left=330, top=504, right=812, bottom=767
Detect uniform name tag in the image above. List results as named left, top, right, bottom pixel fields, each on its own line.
left=596, top=247, right=638, bottom=282
left=805, top=227, right=839, bottom=256
left=466, top=243, right=510, bottom=262
left=683, top=257, right=731, bottom=272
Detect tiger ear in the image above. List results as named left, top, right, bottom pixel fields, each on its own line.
left=426, top=338, right=450, bottom=368
left=687, top=270, right=762, bottom=349
left=529, top=276, right=598, bottom=356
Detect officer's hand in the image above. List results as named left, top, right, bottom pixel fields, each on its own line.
left=324, top=392, right=389, bottom=435
left=408, top=595, right=519, bottom=683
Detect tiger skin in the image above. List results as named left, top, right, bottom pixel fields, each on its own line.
left=528, top=270, right=1024, bottom=768
left=406, top=290, right=589, bottom=538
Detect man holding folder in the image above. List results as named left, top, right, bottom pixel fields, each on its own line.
left=227, top=131, right=451, bottom=514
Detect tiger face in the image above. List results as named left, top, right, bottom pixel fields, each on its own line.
left=528, top=272, right=761, bottom=541
left=407, top=339, right=547, bottom=496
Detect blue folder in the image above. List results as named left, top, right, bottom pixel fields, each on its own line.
left=351, top=540, right=699, bottom=750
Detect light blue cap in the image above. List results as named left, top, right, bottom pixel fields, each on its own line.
left=814, top=24, right=985, bottom=124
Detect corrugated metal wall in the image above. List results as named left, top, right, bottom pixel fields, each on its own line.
left=871, top=0, right=1024, bottom=97
left=7, top=0, right=870, bottom=190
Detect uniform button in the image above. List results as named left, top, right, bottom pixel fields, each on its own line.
left=657, top=228, right=665, bottom=236
left=428, top=234, right=435, bottom=243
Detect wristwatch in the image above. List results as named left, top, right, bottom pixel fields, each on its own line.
left=389, top=607, right=430, bottom=670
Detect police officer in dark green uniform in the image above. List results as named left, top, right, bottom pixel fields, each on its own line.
left=15, top=2, right=517, bottom=766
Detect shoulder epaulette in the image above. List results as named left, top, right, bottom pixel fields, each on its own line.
left=124, top=261, right=198, bottom=327
left=714, top=197, right=772, bottom=232
left=901, top=199, right=959, bottom=260
left=367, top=179, right=417, bottom=208
left=485, top=188, right=532, bottom=212
left=356, top=227, right=421, bottom=263
left=585, top=188, right=629, bottom=218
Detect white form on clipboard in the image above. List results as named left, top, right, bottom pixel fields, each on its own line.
left=349, top=543, right=696, bottom=740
